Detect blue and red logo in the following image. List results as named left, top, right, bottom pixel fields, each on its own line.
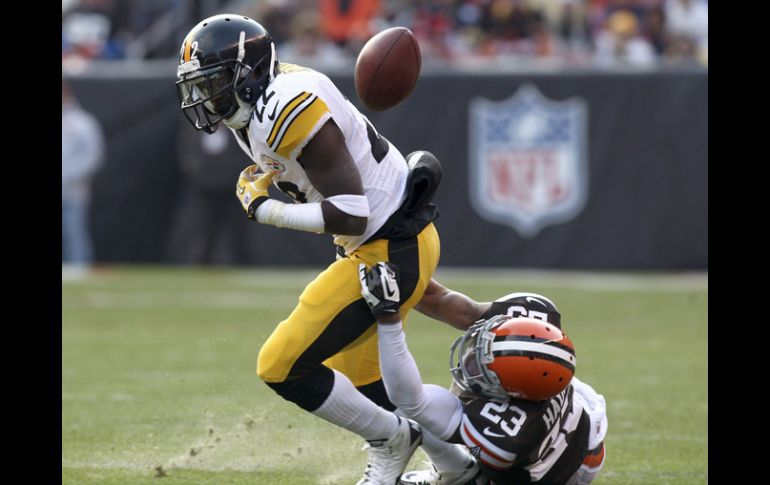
left=469, top=84, right=588, bottom=237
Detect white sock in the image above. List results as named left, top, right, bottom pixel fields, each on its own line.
left=312, top=369, right=400, bottom=441
left=396, top=410, right=472, bottom=472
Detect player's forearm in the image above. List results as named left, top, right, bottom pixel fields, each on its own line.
left=255, top=199, right=325, bottom=232
left=417, top=290, right=488, bottom=330
left=255, top=194, right=370, bottom=235
left=439, top=291, right=486, bottom=329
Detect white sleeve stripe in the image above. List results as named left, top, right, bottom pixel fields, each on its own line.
left=480, top=450, right=513, bottom=470
left=492, top=341, right=576, bottom=364
left=459, top=424, right=513, bottom=470
left=460, top=415, right=517, bottom=461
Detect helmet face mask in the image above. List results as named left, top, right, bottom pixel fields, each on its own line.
left=451, top=315, right=511, bottom=400
left=177, top=63, right=239, bottom=133
left=450, top=315, right=576, bottom=402
left=175, top=14, right=276, bottom=133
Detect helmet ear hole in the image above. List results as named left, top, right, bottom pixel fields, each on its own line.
left=235, top=57, right=270, bottom=103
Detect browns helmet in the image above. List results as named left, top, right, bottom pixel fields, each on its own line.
left=450, top=315, right=576, bottom=401
left=483, top=291, right=562, bottom=328
left=176, top=14, right=276, bottom=133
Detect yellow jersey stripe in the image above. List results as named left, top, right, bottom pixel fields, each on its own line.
left=278, top=62, right=311, bottom=74
left=267, top=92, right=312, bottom=148
left=275, top=97, right=331, bottom=159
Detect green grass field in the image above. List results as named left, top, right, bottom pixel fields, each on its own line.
left=62, top=266, right=707, bottom=484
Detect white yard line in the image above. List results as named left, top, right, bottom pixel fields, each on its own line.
left=432, top=268, right=708, bottom=292
left=63, top=266, right=708, bottom=292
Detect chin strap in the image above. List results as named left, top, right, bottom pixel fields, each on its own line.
left=225, top=36, right=276, bottom=129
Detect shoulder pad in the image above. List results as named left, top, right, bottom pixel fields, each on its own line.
left=251, top=73, right=330, bottom=160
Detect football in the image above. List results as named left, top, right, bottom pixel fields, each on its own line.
left=355, top=27, right=422, bottom=111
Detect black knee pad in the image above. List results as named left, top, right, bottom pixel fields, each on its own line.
left=357, top=378, right=397, bottom=411
left=265, top=366, right=335, bottom=412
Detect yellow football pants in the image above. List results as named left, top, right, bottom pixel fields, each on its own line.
left=257, top=223, right=440, bottom=386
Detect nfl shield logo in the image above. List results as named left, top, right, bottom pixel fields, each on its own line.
left=469, top=84, right=588, bottom=237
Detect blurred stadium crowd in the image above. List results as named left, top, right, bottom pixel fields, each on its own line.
left=62, top=0, right=707, bottom=69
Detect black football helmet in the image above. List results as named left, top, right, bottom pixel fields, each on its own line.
left=176, top=14, right=276, bottom=133
left=479, top=292, right=562, bottom=328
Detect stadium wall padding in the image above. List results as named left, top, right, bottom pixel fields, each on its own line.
left=67, top=70, right=707, bottom=269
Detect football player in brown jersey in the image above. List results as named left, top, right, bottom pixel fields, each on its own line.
left=361, top=263, right=608, bottom=485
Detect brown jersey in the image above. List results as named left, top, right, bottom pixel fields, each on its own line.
left=453, top=293, right=588, bottom=484
left=454, top=385, right=590, bottom=484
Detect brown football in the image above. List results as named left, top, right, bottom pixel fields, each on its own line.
left=355, top=27, right=422, bottom=111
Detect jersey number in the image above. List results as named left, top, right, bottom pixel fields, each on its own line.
left=365, top=118, right=389, bottom=163
left=480, top=400, right=527, bottom=437
left=254, top=90, right=276, bottom=122
left=506, top=305, right=550, bottom=322
left=277, top=181, right=308, bottom=203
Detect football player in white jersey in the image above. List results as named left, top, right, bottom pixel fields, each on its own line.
left=176, top=14, right=468, bottom=484
left=361, top=263, right=608, bottom=485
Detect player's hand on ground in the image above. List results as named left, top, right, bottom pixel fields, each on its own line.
left=236, top=165, right=275, bottom=220
left=359, top=262, right=401, bottom=322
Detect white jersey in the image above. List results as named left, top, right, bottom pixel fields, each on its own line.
left=231, top=63, right=408, bottom=253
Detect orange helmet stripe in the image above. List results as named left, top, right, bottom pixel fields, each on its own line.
left=183, top=38, right=193, bottom=62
